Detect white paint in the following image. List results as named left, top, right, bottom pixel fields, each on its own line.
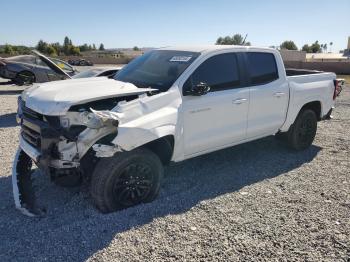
left=92, top=144, right=122, bottom=157
left=22, top=77, right=156, bottom=115
left=11, top=148, right=21, bottom=209
left=18, top=46, right=336, bottom=165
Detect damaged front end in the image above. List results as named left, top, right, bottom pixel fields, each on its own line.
left=13, top=83, right=181, bottom=216
left=12, top=96, right=122, bottom=216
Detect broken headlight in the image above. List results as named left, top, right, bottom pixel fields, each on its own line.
left=78, top=111, right=104, bottom=129
left=59, top=111, right=102, bottom=129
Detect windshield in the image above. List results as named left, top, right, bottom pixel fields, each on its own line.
left=73, top=68, right=104, bottom=79
left=114, top=50, right=200, bottom=92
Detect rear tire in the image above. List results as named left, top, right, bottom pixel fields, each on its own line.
left=90, top=148, right=163, bottom=213
left=287, top=109, right=317, bottom=150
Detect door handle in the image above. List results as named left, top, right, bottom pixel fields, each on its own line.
left=273, top=92, right=285, bottom=97
left=232, top=98, right=247, bottom=105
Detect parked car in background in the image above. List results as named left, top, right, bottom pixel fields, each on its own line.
left=68, top=58, right=93, bottom=66
left=0, top=50, right=75, bottom=85
left=72, top=66, right=123, bottom=79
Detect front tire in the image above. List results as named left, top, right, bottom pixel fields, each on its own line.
left=90, top=148, right=163, bottom=213
left=287, top=109, right=317, bottom=150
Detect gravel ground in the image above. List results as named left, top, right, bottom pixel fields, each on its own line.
left=0, top=82, right=349, bottom=261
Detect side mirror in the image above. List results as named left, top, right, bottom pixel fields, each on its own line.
left=184, top=82, right=210, bottom=96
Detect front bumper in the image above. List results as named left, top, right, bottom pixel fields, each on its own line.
left=17, top=97, right=81, bottom=169
left=12, top=147, right=44, bottom=216
left=19, top=136, right=41, bottom=162
left=13, top=98, right=119, bottom=216
left=13, top=101, right=81, bottom=216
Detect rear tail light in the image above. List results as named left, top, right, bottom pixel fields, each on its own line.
left=333, top=80, right=338, bottom=100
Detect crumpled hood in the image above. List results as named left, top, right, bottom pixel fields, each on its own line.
left=23, top=77, right=155, bottom=115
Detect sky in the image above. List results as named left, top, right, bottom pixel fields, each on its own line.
left=1, top=0, right=349, bottom=52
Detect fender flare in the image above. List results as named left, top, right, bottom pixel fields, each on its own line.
left=280, top=100, right=323, bottom=132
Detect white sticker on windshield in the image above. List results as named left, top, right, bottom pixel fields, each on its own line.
left=169, top=56, right=192, bottom=62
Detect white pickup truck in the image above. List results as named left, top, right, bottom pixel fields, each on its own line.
left=13, top=46, right=338, bottom=216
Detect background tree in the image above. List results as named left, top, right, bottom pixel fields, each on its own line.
left=223, top=36, right=233, bottom=44
left=216, top=37, right=223, bottom=44
left=79, top=43, right=89, bottom=52
left=302, top=41, right=322, bottom=53
left=232, top=34, right=244, bottom=45
left=4, top=44, right=14, bottom=55
left=63, top=36, right=72, bottom=55
left=99, top=43, right=105, bottom=51
left=329, top=42, right=333, bottom=53
left=133, top=46, right=140, bottom=51
left=216, top=34, right=250, bottom=45
left=2, top=36, right=91, bottom=56
left=310, top=41, right=321, bottom=53
left=51, top=42, right=61, bottom=56
left=63, top=36, right=70, bottom=48
left=69, top=46, right=80, bottom=56
left=302, top=44, right=311, bottom=53
left=36, top=40, right=48, bottom=53
left=46, top=45, right=57, bottom=56
left=93, top=44, right=96, bottom=50
left=280, top=40, right=298, bottom=50
left=0, top=44, right=31, bottom=55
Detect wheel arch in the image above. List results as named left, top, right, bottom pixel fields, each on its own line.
left=300, top=101, right=322, bottom=121
left=139, top=135, right=174, bottom=165
left=280, top=100, right=322, bottom=132
left=111, top=125, right=176, bottom=163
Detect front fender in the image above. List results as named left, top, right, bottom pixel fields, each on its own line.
left=112, top=125, right=175, bottom=151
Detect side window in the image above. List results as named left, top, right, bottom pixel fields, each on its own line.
left=246, top=52, right=278, bottom=85
left=184, top=53, right=240, bottom=92
left=246, top=52, right=279, bottom=85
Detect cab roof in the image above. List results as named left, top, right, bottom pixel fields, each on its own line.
left=158, top=45, right=275, bottom=54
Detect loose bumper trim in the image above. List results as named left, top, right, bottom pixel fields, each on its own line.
left=19, top=136, right=40, bottom=162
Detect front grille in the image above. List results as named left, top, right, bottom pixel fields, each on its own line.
left=21, top=122, right=41, bottom=149
left=21, top=102, right=44, bottom=121
left=19, top=99, right=43, bottom=149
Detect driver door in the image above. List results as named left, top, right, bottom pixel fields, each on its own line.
left=182, top=52, right=249, bottom=156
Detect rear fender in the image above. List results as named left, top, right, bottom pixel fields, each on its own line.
left=280, top=99, right=323, bottom=132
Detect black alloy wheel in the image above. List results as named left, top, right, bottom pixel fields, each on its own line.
left=112, top=163, right=154, bottom=206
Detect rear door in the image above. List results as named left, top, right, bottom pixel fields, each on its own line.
left=244, top=52, right=288, bottom=138
left=182, top=52, right=249, bottom=156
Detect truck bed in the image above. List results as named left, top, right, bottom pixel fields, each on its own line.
left=286, top=68, right=324, bottom=76
left=280, top=70, right=336, bottom=132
